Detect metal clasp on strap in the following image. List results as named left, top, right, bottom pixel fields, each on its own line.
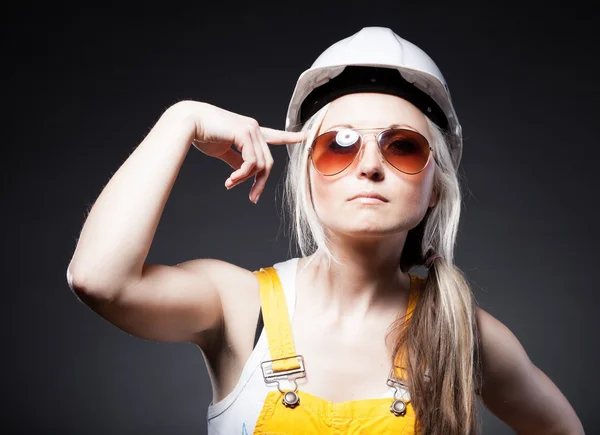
left=387, top=369, right=411, bottom=417
left=261, top=354, right=306, bottom=383
left=261, top=355, right=306, bottom=409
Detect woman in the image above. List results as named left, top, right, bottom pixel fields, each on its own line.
left=67, top=27, right=584, bottom=434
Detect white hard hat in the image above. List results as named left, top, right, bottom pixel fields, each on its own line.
left=285, top=26, right=463, bottom=168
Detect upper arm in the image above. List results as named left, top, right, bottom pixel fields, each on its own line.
left=476, top=307, right=584, bottom=434
left=73, top=258, right=259, bottom=347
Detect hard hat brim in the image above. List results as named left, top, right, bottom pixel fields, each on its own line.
left=285, top=63, right=463, bottom=168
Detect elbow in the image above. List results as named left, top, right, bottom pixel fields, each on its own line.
left=66, top=266, right=119, bottom=304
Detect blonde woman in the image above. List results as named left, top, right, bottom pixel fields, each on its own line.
left=67, top=27, right=584, bottom=434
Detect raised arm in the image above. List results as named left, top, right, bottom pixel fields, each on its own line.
left=67, top=101, right=304, bottom=347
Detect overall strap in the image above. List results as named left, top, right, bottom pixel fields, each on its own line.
left=254, top=267, right=301, bottom=373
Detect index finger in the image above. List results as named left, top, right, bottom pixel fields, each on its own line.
left=259, top=127, right=306, bottom=145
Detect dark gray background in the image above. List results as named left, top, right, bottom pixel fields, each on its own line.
left=4, top=2, right=598, bottom=434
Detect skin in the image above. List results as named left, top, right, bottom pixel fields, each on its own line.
left=295, top=93, right=584, bottom=433
left=71, top=96, right=584, bottom=434
left=284, top=93, right=438, bottom=405
left=303, top=93, right=437, bottom=321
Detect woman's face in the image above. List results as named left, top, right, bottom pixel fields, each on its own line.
left=309, top=93, right=438, bottom=240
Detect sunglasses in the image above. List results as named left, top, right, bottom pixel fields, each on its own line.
left=309, top=127, right=433, bottom=176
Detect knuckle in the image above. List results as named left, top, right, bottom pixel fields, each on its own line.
left=245, top=118, right=260, bottom=132
left=241, top=129, right=253, bottom=142
left=166, top=100, right=196, bottom=118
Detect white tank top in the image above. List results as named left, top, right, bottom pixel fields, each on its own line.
left=205, top=257, right=400, bottom=434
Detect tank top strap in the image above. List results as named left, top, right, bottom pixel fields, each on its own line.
left=392, top=273, right=425, bottom=380
left=253, top=267, right=301, bottom=373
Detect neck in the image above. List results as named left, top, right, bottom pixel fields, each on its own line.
left=300, top=233, right=411, bottom=325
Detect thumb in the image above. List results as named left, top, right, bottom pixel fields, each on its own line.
left=259, top=127, right=306, bottom=145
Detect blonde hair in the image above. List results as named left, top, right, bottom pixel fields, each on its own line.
left=282, top=103, right=483, bottom=434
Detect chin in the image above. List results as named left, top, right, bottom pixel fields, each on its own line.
left=329, top=222, right=404, bottom=238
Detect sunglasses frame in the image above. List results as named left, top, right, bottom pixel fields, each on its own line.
left=308, top=127, right=435, bottom=176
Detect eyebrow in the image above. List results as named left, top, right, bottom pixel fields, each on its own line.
left=324, top=123, right=420, bottom=132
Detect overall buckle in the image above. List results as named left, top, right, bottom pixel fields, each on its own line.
left=261, top=355, right=306, bottom=409
left=387, top=370, right=411, bottom=417
left=261, top=354, right=306, bottom=382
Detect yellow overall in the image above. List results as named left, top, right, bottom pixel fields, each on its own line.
left=252, top=266, right=423, bottom=434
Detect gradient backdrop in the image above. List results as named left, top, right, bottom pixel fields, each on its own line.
left=4, top=2, right=599, bottom=434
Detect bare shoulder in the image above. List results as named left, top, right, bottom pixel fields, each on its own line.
left=475, top=307, right=524, bottom=354
left=176, top=258, right=261, bottom=323
left=177, top=258, right=262, bottom=349
left=475, top=306, right=534, bottom=382
left=175, top=257, right=259, bottom=298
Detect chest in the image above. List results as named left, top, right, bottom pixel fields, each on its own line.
left=290, top=313, right=398, bottom=403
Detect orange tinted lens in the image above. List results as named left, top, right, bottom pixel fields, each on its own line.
left=379, top=129, right=430, bottom=173
left=311, top=130, right=361, bottom=175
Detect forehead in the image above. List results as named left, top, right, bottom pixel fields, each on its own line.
left=319, top=93, right=429, bottom=136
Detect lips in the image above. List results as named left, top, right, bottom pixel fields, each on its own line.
left=348, top=192, right=389, bottom=202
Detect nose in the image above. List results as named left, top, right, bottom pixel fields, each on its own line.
left=355, top=134, right=385, bottom=180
